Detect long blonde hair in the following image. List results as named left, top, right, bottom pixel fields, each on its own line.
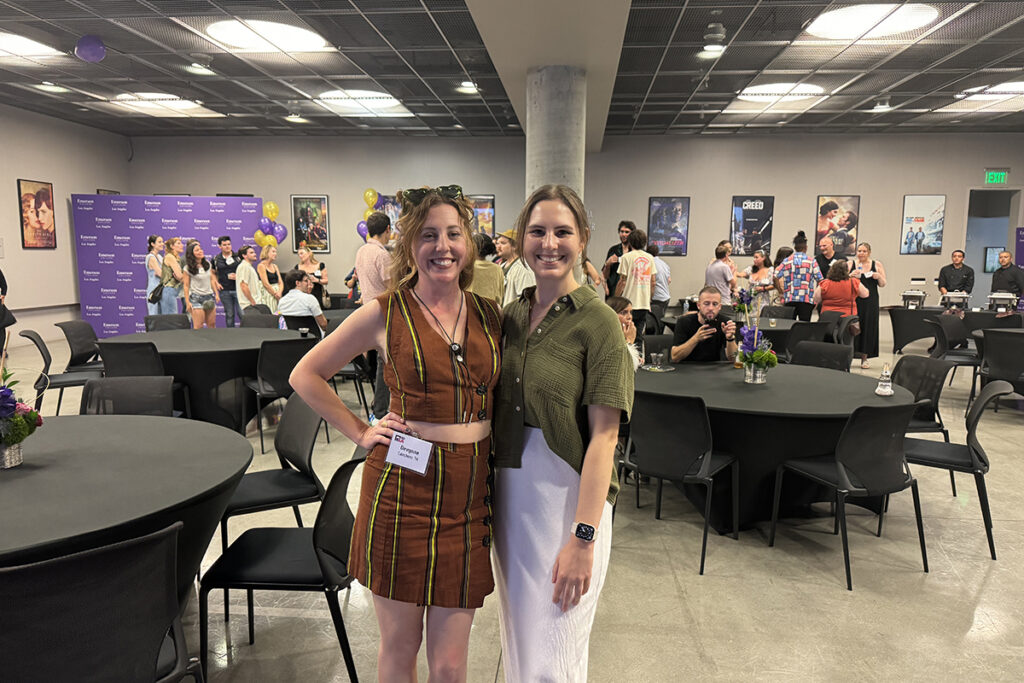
left=389, top=190, right=476, bottom=292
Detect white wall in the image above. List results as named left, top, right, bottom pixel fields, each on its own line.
left=0, top=104, right=130, bottom=347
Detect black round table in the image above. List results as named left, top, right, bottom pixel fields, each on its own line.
left=753, top=317, right=796, bottom=356
left=0, top=416, right=252, bottom=604
left=102, top=328, right=300, bottom=432
left=634, top=363, right=914, bottom=531
left=971, top=327, right=1024, bottom=359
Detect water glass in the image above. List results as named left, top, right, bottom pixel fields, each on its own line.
left=769, top=318, right=777, bottom=328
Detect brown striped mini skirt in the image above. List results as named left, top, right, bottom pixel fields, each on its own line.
left=348, top=436, right=494, bottom=609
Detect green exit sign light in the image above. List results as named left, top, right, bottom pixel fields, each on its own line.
left=985, top=169, right=1009, bottom=184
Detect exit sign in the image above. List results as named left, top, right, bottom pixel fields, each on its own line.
left=985, top=168, right=1009, bottom=184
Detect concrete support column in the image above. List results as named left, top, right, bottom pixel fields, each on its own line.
left=525, top=65, right=586, bottom=199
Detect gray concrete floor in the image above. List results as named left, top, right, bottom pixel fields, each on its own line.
left=11, top=318, right=1024, bottom=682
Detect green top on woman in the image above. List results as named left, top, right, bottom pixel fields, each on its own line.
left=493, top=285, right=634, bottom=504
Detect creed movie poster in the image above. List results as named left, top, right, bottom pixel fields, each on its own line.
left=729, top=196, right=774, bottom=256
left=72, top=195, right=262, bottom=337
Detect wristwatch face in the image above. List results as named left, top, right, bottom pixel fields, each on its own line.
left=574, top=522, right=596, bottom=542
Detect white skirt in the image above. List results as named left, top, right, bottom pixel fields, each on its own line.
left=494, top=427, right=614, bottom=683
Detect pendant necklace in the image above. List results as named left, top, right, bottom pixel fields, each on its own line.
left=412, top=289, right=465, bottom=363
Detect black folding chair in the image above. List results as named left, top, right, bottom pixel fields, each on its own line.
left=19, top=329, right=103, bottom=414
left=925, top=318, right=981, bottom=413
left=96, top=340, right=192, bottom=418
left=768, top=402, right=928, bottom=590
left=782, top=321, right=831, bottom=362
left=283, top=314, right=322, bottom=338
left=240, top=310, right=279, bottom=328
left=53, top=319, right=105, bottom=373
left=199, top=451, right=365, bottom=681
left=244, top=338, right=317, bottom=453
left=834, top=314, right=860, bottom=346
left=761, top=305, right=796, bottom=320
left=816, top=310, right=842, bottom=342
left=790, top=340, right=853, bottom=372
left=145, top=314, right=191, bottom=331
left=80, top=376, right=174, bottom=417
left=977, top=329, right=1024, bottom=413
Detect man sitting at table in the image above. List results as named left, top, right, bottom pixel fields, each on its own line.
left=278, top=269, right=327, bottom=335
left=671, top=286, right=738, bottom=363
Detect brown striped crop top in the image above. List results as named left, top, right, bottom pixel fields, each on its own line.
left=378, top=290, right=502, bottom=424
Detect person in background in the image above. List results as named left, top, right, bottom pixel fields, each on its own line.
left=815, top=261, right=867, bottom=315
left=212, top=235, right=241, bottom=326
left=355, top=211, right=394, bottom=425
left=296, top=245, right=328, bottom=308
left=938, top=249, right=974, bottom=295
left=704, top=244, right=735, bottom=303
left=291, top=185, right=500, bottom=682
left=582, top=257, right=605, bottom=296
left=182, top=239, right=218, bottom=329
left=710, top=240, right=738, bottom=279
left=278, top=269, right=327, bottom=335
left=602, top=220, right=635, bottom=298
left=773, top=231, right=822, bottom=321
left=606, top=295, right=641, bottom=370
left=991, top=250, right=1024, bottom=297
left=235, top=245, right=261, bottom=311
left=647, top=244, right=671, bottom=319
left=158, top=237, right=185, bottom=315
left=145, top=234, right=165, bottom=316
left=670, top=286, right=737, bottom=363
left=738, top=249, right=774, bottom=314
left=344, top=268, right=361, bottom=302
left=816, top=236, right=846, bottom=282
left=851, top=242, right=886, bottom=369
left=467, top=232, right=505, bottom=303
left=256, top=245, right=282, bottom=311
left=616, top=228, right=656, bottom=338
left=495, top=229, right=515, bottom=267
left=498, top=228, right=536, bottom=307
left=494, top=184, right=633, bottom=682
left=771, top=246, right=794, bottom=306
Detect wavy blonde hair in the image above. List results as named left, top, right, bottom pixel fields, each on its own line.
left=389, top=189, right=476, bottom=292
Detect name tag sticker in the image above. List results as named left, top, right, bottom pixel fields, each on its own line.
left=385, top=432, right=433, bottom=475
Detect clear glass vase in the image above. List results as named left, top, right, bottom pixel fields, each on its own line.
left=743, top=364, right=767, bottom=384
left=0, top=442, right=24, bottom=469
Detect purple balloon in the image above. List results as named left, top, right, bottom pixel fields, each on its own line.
left=374, top=195, right=385, bottom=210
left=272, top=222, right=287, bottom=243
left=74, top=35, right=107, bottom=63
left=357, top=221, right=368, bottom=241
left=258, top=216, right=273, bottom=232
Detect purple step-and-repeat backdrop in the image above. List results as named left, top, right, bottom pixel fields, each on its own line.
left=72, top=195, right=263, bottom=337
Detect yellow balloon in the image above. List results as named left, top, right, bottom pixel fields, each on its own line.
left=253, top=229, right=266, bottom=246
left=263, top=201, right=279, bottom=221
left=363, top=207, right=375, bottom=221
left=363, top=188, right=378, bottom=207
left=262, top=235, right=279, bottom=249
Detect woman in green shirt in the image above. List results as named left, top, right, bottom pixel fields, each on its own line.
left=493, top=184, right=634, bottom=681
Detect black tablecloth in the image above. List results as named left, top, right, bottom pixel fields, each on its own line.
left=102, top=328, right=301, bottom=432
left=753, top=317, right=796, bottom=357
left=634, top=364, right=914, bottom=531
left=886, top=307, right=1022, bottom=353
left=0, top=415, right=252, bottom=604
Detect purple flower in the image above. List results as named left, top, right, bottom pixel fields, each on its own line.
left=0, top=387, right=16, bottom=419
left=739, top=325, right=761, bottom=354
left=737, top=288, right=753, bottom=306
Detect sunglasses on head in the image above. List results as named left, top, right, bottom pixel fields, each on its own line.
left=402, top=185, right=463, bottom=206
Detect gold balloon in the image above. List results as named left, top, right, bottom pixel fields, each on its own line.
left=253, top=229, right=266, bottom=246
left=263, top=201, right=279, bottom=221
left=363, top=207, right=375, bottom=221
left=262, top=235, right=279, bottom=249
left=363, top=188, right=378, bottom=207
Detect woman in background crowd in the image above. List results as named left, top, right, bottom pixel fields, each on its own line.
left=814, top=260, right=868, bottom=322
left=494, top=184, right=634, bottom=682
left=256, top=245, right=282, bottom=311
left=738, top=249, right=774, bottom=314
left=183, top=239, right=218, bottom=329
left=851, top=242, right=885, bottom=369
left=145, top=234, right=164, bottom=315
left=467, top=232, right=505, bottom=303
left=606, top=295, right=641, bottom=369
left=296, top=246, right=328, bottom=308
left=771, top=246, right=794, bottom=307
left=159, top=237, right=185, bottom=315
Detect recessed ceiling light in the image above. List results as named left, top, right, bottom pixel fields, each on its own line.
left=806, top=4, right=939, bottom=40
left=0, top=32, right=63, bottom=58
left=113, top=92, right=223, bottom=117
left=737, top=83, right=825, bottom=103
left=454, top=123, right=464, bottom=129
left=284, top=114, right=309, bottom=123
left=35, top=81, right=69, bottom=93
left=206, top=19, right=329, bottom=52
left=956, top=82, right=1024, bottom=101
left=703, top=23, right=727, bottom=53
left=696, top=50, right=722, bottom=60
left=456, top=80, right=479, bottom=94
left=186, top=62, right=216, bottom=76
left=317, top=88, right=413, bottom=117
left=871, top=96, right=893, bottom=112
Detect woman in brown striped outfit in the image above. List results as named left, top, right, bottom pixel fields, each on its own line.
left=291, top=185, right=500, bottom=681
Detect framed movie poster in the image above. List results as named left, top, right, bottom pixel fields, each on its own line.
left=96, top=188, right=120, bottom=195
left=291, top=194, right=330, bottom=253
left=815, top=194, right=860, bottom=258
left=466, top=194, right=495, bottom=235
left=648, top=196, right=689, bottom=256
left=900, top=194, right=945, bottom=255
left=984, top=246, right=1004, bottom=273
left=730, top=196, right=774, bottom=256
left=18, top=179, right=56, bottom=249
left=376, top=195, right=402, bottom=231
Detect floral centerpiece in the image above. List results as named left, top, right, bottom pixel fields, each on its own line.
left=737, top=324, right=778, bottom=384
left=0, top=366, right=44, bottom=469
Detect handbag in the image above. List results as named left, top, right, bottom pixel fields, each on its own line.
left=147, top=283, right=164, bottom=304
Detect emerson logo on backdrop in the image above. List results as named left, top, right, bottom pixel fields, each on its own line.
left=82, top=270, right=101, bottom=282
left=84, top=305, right=103, bottom=317
left=118, top=305, right=135, bottom=318
left=97, top=252, right=115, bottom=264
left=742, top=200, right=765, bottom=211
left=116, top=270, right=134, bottom=283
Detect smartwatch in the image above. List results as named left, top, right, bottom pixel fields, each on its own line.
left=573, top=522, right=596, bottom=543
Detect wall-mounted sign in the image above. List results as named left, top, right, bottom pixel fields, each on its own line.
left=984, top=168, right=1009, bottom=185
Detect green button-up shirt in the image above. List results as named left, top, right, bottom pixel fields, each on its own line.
left=494, top=285, right=635, bottom=504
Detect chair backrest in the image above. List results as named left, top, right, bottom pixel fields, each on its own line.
left=144, top=314, right=190, bottom=332
left=18, top=330, right=53, bottom=410
left=96, top=341, right=166, bottom=377
left=630, top=392, right=713, bottom=481
left=936, top=314, right=969, bottom=347
left=241, top=310, right=280, bottom=328
left=283, top=315, right=322, bottom=337
left=643, top=333, right=674, bottom=358
left=786, top=321, right=831, bottom=356
left=314, top=448, right=369, bottom=587
left=923, top=318, right=948, bottom=359
left=642, top=310, right=660, bottom=334
left=0, top=523, right=181, bottom=683
left=54, top=320, right=100, bottom=366
left=250, top=304, right=273, bottom=315
left=834, top=315, right=860, bottom=346
left=816, top=310, right=843, bottom=340
left=761, top=305, right=796, bottom=319
left=982, top=329, right=1024, bottom=383
left=834, top=402, right=919, bottom=496
left=274, top=394, right=325, bottom=482
left=257, top=338, right=317, bottom=396
left=790, top=340, right=853, bottom=372
left=965, top=380, right=1014, bottom=470
left=79, top=377, right=174, bottom=417
left=891, top=355, right=954, bottom=422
